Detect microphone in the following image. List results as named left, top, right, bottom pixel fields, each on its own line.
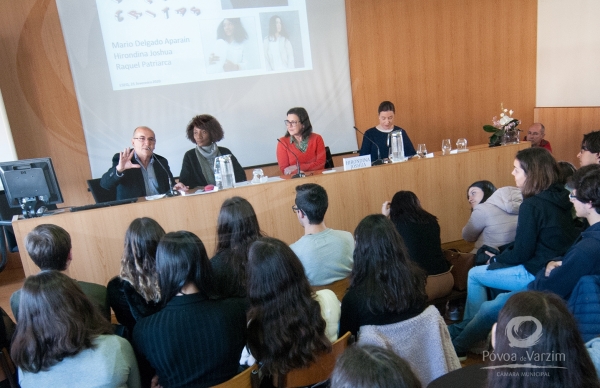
left=152, top=154, right=180, bottom=196
left=354, top=126, right=384, bottom=166
left=277, top=138, right=305, bottom=178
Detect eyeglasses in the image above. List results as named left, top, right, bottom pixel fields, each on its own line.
left=133, top=136, right=156, bottom=143
left=292, top=205, right=301, bottom=213
left=284, top=120, right=299, bottom=127
left=569, top=193, right=577, bottom=199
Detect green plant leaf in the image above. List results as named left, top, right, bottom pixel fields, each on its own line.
left=483, top=125, right=499, bottom=133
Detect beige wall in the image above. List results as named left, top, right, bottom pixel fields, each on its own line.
left=1, top=0, right=538, bottom=207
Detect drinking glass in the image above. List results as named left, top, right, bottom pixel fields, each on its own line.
left=417, top=144, right=427, bottom=158
left=251, top=168, right=264, bottom=184
left=456, top=138, right=467, bottom=152
left=442, top=139, right=452, bottom=155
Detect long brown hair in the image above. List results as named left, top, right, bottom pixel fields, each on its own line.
left=11, top=271, right=112, bottom=373
left=246, top=237, right=331, bottom=375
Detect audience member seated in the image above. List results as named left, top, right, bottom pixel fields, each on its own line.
left=578, top=130, right=600, bottom=167
left=432, top=292, right=599, bottom=388
left=290, top=183, right=354, bottom=286
left=211, top=196, right=264, bottom=297
left=526, top=122, right=552, bottom=152
left=133, top=231, right=247, bottom=387
left=359, top=100, right=416, bottom=162
left=179, top=114, right=246, bottom=188
left=107, top=217, right=164, bottom=334
left=382, top=191, right=450, bottom=276
left=276, top=107, right=326, bottom=175
left=331, top=344, right=422, bottom=388
left=339, top=214, right=427, bottom=337
left=11, top=271, right=140, bottom=387
left=245, top=237, right=339, bottom=377
left=449, top=164, right=600, bottom=359
left=10, top=224, right=109, bottom=321
left=460, top=148, right=577, bottom=329
left=462, top=186, right=522, bottom=254
left=466, top=180, right=496, bottom=210
left=558, top=161, right=577, bottom=186
left=100, top=126, right=186, bottom=200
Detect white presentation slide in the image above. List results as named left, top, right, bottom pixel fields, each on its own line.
left=56, top=0, right=357, bottom=178
left=95, top=0, right=312, bottom=90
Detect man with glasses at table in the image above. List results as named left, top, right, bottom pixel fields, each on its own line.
left=101, top=126, right=187, bottom=200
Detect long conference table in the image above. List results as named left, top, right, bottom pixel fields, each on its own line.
left=12, top=142, right=528, bottom=286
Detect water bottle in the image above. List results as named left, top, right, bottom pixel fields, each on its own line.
left=221, top=155, right=235, bottom=189
left=389, top=131, right=404, bottom=161
left=213, top=157, right=223, bottom=190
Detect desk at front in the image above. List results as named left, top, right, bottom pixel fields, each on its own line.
left=12, top=143, right=528, bottom=285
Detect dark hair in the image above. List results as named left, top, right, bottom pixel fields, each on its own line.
left=557, top=161, right=577, bottom=186
left=569, top=164, right=600, bottom=213
left=120, top=217, right=165, bottom=303
left=467, top=180, right=496, bottom=203
left=351, top=214, right=427, bottom=315
left=378, top=101, right=395, bottom=114
left=515, top=148, right=559, bottom=199
left=284, top=107, right=313, bottom=140
left=185, top=114, right=224, bottom=145
left=389, top=191, right=437, bottom=225
left=581, top=130, right=600, bottom=154
left=216, top=18, right=248, bottom=43
left=295, top=183, right=328, bottom=224
left=156, top=231, right=213, bottom=306
left=488, top=291, right=599, bottom=388
left=331, top=344, right=422, bottom=388
left=215, top=197, right=264, bottom=294
left=268, top=15, right=289, bottom=40
left=11, top=271, right=112, bottom=373
left=25, top=224, right=71, bottom=271
left=246, top=237, right=331, bottom=375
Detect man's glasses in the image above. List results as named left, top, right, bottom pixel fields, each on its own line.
left=292, top=205, right=302, bottom=213
left=133, top=137, right=156, bottom=143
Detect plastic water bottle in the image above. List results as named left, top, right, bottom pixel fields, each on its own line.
left=213, top=157, right=223, bottom=190
left=221, top=155, right=235, bottom=189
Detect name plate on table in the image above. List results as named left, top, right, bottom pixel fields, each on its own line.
left=343, top=155, right=372, bottom=171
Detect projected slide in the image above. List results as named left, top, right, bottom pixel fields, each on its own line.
left=95, top=0, right=312, bottom=90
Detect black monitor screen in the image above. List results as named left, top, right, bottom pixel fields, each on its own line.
left=0, top=158, right=64, bottom=208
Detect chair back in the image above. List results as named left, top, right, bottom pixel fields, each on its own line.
left=87, top=178, right=117, bottom=203
left=276, top=331, right=353, bottom=388
left=312, top=277, right=350, bottom=301
left=212, top=364, right=258, bottom=388
left=324, top=146, right=334, bottom=169
left=358, top=305, right=460, bottom=386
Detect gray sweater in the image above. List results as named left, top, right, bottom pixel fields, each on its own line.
left=462, top=186, right=522, bottom=253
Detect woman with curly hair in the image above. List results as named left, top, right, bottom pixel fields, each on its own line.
left=246, top=237, right=339, bottom=377
left=211, top=196, right=264, bottom=298
left=339, top=214, right=427, bottom=337
left=107, top=217, right=164, bottom=334
left=179, top=114, right=246, bottom=188
left=12, top=271, right=140, bottom=387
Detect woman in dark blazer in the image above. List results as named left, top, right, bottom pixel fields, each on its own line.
left=179, top=115, right=246, bottom=188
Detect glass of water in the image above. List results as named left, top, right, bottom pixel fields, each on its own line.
left=442, top=139, right=452, bottom=155
left=456, top=138, right=467, bottom=152
left=417, top=144, right=427, bottom=158
left=251, top=168, right=264, bottom=184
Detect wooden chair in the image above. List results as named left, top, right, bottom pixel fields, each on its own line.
left=212, top=364, right=258, bottom=388
left=312, top=277, right=350, bottom=301
left=275, top=331, right=353, bottom=388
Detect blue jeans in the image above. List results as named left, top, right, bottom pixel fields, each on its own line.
left=463, top=264, right=534, bottom=321
left=448, top=291, right=515, bottom=354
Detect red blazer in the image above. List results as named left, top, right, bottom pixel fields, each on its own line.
left=276, top=133, right=326, bottom=174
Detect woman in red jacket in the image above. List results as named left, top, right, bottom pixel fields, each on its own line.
left=276, top=107, right=326, bottom=175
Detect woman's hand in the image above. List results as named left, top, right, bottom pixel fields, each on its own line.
left=173, top=182, right=188, bottom=192
left=284, top=165, right=298, bottom=175
left=381, top=201, right=391, bottom=217
left=545, top=261, right=562, bottom=277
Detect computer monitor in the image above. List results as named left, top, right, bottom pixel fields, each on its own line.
left=0, top=158, right=63, bottom=217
